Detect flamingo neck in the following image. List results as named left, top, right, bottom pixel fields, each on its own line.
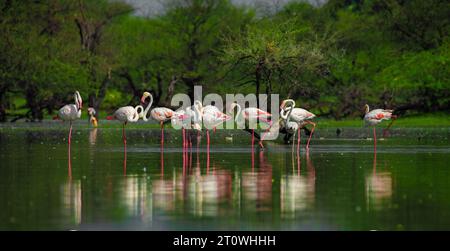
left=194, top=101, right=203, bottom=116
left=132, top=105, right=144, bottom=122
left=75, top=94, right=80, bottom=110
left=142, top=95, right=153, bottom=121
left=75, top=92, right=82, bottom=111
left=233, top=103, right=242, bottom=123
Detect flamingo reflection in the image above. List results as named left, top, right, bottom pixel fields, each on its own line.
left=121, top=175, right=150, bottom=222
left=280, top=150, right=316, bottom=219
left=242, top=151, right=273, bottom=212
left=61, top=153, right=82, bottom=226
left=88, top=128, right=98, bottom=145
left=123, top=141, right=127, bottom=176
left=365, top=151, right=393, bottom=211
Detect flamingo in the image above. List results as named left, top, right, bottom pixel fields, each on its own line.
left=57, top=91, right=82, bottom=145
left=140, top=92, right=186, bottom=146
left=199, top=102, right=231, bottom=150
left=280, top=107, right=300, bottom=152
left=87, top=107, right=98, bottom=127
left=363, top=104, right=396, bottom=152
left=171, top=101, right=203, bottom=149
left=106, top=105, right=143, bottom=145
left=229, top=102, right=272, bottom=148
left=280, top=99, right=317, bottom=149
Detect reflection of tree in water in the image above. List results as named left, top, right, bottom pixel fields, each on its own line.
left=280, top=152, right=316, bottom=219
left=365, top=152, right=393, bottom=211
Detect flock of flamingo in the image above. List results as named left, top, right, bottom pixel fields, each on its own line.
left=56, top=91, right=396, bottom=152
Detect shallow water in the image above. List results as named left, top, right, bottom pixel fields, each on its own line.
left=0, top=122, right=450, bottom=230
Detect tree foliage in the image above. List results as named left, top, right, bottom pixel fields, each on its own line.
left=0, top=0, right=449, bottom=122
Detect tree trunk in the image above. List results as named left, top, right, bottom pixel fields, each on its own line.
left=0, top=86, right=7, bottom=122
left=88, top=73, right=110, bottom=118
left=164, top=75, right=178, bottom=107
left=255, top=70, right=261, bottom=109
left=26, top=85, right=43, bottom=122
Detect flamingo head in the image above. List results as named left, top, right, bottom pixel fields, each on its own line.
left=229, top=102, right=238, bottom=112
left=364, top=104, right=370, bottom=114
left=87, top=107, right=96, bottom=116
left=75, top=91, right=82, bottom=110
left=280, top=99, right=295, bottom=110
left=141, top=92, right=152, bottom=104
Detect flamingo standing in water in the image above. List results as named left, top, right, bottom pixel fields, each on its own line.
left=229, top=102, right=272, bottom=148
left=107, top=105, right=143, bottom=144
left=200, top=103, right=231, bottom=148
left=363, top=104, right=396, bottom=151
left=87, top=107, right=98, bottom=127
left=140, top=92, right=185, bottom=146
left=171, top=101, right=202, bottom=149
left=57, top=91, right=82, bottom=145
left=280, top=107, right=300, bottom=151
left=280, top=99, right=317, bottom=149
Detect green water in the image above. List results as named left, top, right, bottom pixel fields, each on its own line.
left=0, top=122, right=450, bottom=230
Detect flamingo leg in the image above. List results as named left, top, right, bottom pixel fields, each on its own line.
left=122, top=123, right=127, bottom=145
left=251, top=129, right=255, bottom=147
left=182, top=128, right=186, bottom=149
left=306, top=121, right=316, bottom=149
left=68, top=121, right=73, bottom=145
left=207, top=130, right=210, bottom=147
left=68, top=139, right=72, bottom=180
left=206, top=130, right=210, bottom=174
left=292, top=128, right=296, bottom=154
left=197, top=130, right=201, bottom=151
left=160, top=121, right=164, bottom=146
left=123, top=141, right=127, bottom=176
left=373, top=127, right=377, bottom=153
left=297, top=126, right=301, bottom=153
left=258, top=119, right=273, bottom=148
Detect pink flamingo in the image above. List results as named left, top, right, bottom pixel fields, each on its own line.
left=106, top=105, right=143, bottom=145
left=171, top=101, right=202, bottom=149
left=57, top=91, right=82, bottom=145
left=229, top=102, right=272, bottom=148
left=140, top=92, right=186, bottom=146
left=199, top=102, right=231, bottom=151
left=280, top=99, right=316, bottom=149
left=363, top=104, right=396, bottom=152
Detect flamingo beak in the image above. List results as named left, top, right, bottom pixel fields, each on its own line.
left=140, top=94, right=147, bottom=104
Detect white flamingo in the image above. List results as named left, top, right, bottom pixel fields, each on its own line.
left=140, top=92, right=185, bottom=146
left=280, top=99, right=317, bottom=149
left=280, top=107, right=299, bottom=150
left=199, top=102, right=231, bottom=148
left=229, top=102, right=272, bottom=148
left=363, top=104, right=396, bottom=151
left=107, top=105, right=143, bottom=144
left=171, top=101, right=203, bottom=148
left=57, top=91, right=82, bottom=145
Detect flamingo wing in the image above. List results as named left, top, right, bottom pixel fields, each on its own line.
left=58, top=104, right=79, bottom=121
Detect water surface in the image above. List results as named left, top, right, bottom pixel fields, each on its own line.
left=0, top=122, right=449, bottom=230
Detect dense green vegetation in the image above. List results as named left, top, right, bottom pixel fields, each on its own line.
left=0, top=0, right=449, bottom=122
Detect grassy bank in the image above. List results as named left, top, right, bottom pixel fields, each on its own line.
left=316, top=113, right=450, bottom=128
left=3, top=112, right=450, bottom=130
